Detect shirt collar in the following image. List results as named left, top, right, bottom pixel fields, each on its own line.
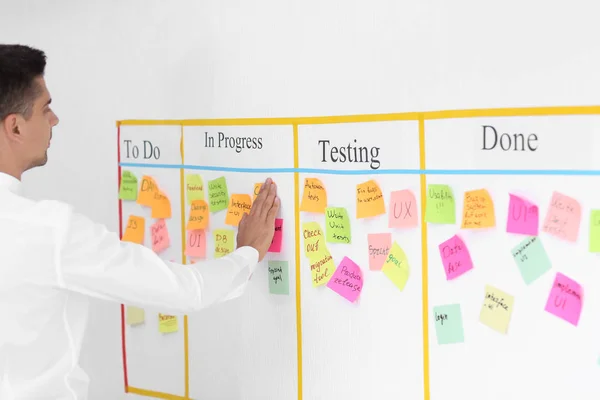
left=0, top=172, right=22, bottom=194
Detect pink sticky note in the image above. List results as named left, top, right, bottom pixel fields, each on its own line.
left=389, top=190, right=418, bottom=228
left=151, top=219, right=170, bottom=254
left=367, top=233, right=391, bottom=270
left=268, top=218, right=283, bottom=253
left=544, top=272, right=583, bottom=326
left=186, top=230, right=206, bottom=258
left=438, top=235, right=473, bottom=280
left=506, top=194, right=538, bottom=235
left=542, top=192, right=581, bottom=242
left=326, top=256, right=363, bottom=303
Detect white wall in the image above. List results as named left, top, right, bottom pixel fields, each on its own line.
left=2, top=0, right=600, bottom=398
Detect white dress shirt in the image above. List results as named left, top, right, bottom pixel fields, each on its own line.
left=0, top=172, right=259, bottom=399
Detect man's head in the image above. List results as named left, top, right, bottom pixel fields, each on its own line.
left=0, top=44, right=59, bottom=177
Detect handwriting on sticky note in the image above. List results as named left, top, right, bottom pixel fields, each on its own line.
left=382, top=242, right=410, bottom=291
left=438, top=235, right=473, bottom=280
left=308, top=248, right=335, bottom=287
left=367, top=233, right=391, bottom=271
left=300, top=178, right=327, bottom=213
left=326, top=207, right=351, bottom=244
left=356, top=179, right=385, bottom=218
left=253, top=183, right=262, bottom=202
left=461, top=189, right=495, bottom=228
left=426, top=184, right=455, bottom=224
left=225, top=194, right=252, bottom=226
left=590, top=210, right=600, bottom=252
left=326, top=256, right=363, bottom=303
left=268, top=219, right=283, bottom=253
left=151, top=190, right=172, bottom=219
left=506, top=194, right=538, bottom=235
left=479, top=285, right=514, bottom=334
left=126, top=306, right=145, bottom=326
left=186, top=174, right=204, bottom=204
left=511, top=236, right=551, bottom=285
left=542, top=191, right=581, bottom=242
left=185, top=230, right=206, bottom=258
left=119, top=170, right=138, bottom=201
left=433, top=304, right=464, bottom=345
left=187, top=200, right=209, bottom=230
left=122, top=215, right=145, bottom=244
left=302, top=222, right=325, bottom=258
left=137, top=176, right=158, bottom=206
left=544, top=272, right=583, bottom=326
left=158, top=314, right=178, bottom=333
left=214, top=229, right=234, bottom=258
left=389, top=189, right=418, bottom=228
left=151, top=219, right=170, bottom=254
left=268, top=261, right=289, bottom=295
left=208, top=177, right=229, bottom=213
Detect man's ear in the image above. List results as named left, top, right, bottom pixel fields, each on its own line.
left=2, top=114, right=23, bottom=143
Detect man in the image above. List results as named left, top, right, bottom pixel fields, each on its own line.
left=0, top=44, right=280, bottom=399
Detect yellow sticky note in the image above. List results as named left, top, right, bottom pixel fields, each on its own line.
left=461, top=189, right=495, bottom=229
left=356, top=179, right=385, bottom=218
left=126, top=306, right=145, bottom=326
left=122, top=215, right=145, bottom=244
left=225, top=194, right=252, bottom=227
left=151, top=190, right=171, bottom=219
left=382, top=241, right=410, bottom=291
left=479, top=285, right=514, bottom=334
left=302, top=221, right=326, bottom=258
left=187, top=200, right=209, bottom=230
left=214, top=229, right=234, bottom=258
left=137, top=176, right=158, bottom=207
left=253, top=183, right=262, bottom=202
left=158, top=314, right=178, bottom=333
left=308, top=248, right=335, bottom=287
left=186, top=174, right=204, bottom=204
left=300, top=178, right=327, bottom=213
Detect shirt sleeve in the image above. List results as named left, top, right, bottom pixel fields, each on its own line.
left=54, top=204, right=259, bottom=313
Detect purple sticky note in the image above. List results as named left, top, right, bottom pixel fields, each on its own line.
left=268, top=218, right=283, bottom=253
left=544, top=272, right=583, bottom=326
left=438, top=235, right=473, bottom=280
left=506, top=194, right=539, bottom=235
left=326, top=256, right=363, bottom=303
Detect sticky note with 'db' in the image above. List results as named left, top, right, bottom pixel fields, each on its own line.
left=158, top=314, right=178, bottom=333
left=268, top=219, right=283, bottom=253
left=151, top=219, right=170, bottom=254
left=214, top=229, right=234, bottom=258
left=326, top=256, right=363, bottom=303
left=122, top=215, right=145, bottom=244
left=151, top=190, right=172, bottom=219
left=208, top=177, right=229, bottom=213
left=367, top=233, right=391, bottom=271
left=389, top=189, right=418, bottom=228
left=187, top=200, right=209, bottom=230
left=433, top=304, right=465, bottom=345
left=225, top=194, right=252, bottom=226
left=511, top=236, right=551, bottom=285
left=300, top=178, right=327, bottom=213
left=542, top=191, right=581, bottom=242
left=506, top=194, right=538, bottom=235
left=137, top=176, right=158, bottom=206
left=185, top=230, right=206, bottom=258
left=544, top=272, right=583, bottom=326
left=119, top=170, right=138, bottom=201
left=382, top=242, right=410, bottom=291
left=426, top=184, right=455, bottom=224
left=438, top=235, right=473, bottom=280
left=356, top=179, right=385, bottom=218
left=186, top=174, right=204, bottom=204
left=461, top=189, right=495, bottom=229
left=268, top=261, right=289, bottom=295
left=479, top=285, right=514, bottom=334
left=325, top=207, right=351, bottom=244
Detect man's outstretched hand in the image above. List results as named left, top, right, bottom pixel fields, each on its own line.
left=236, top=177, right=280, bottom=261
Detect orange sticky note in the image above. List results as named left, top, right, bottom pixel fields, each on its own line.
left=151, top=219, right=170, bottom=254
left=389, top=189, right=418, bottom=228
left=461, top=189, right=495, bottom=229
left=225, top=194, right=252, bottom=227
left=253, top=183, right=262, bottom=202
left=300, top=178, right=327, bottom=213
left=185, top=230, right=206, bottom=258
left=542, top=191, right=581, bottom=242
left=151, top=190, right=172, bottom=219
left=187, top=200, right=209, bottom=230
left=122, top=215, right=145, bottom=244
left=137, top=176, right=158, bottom=206
left=356, top=179, right=385, bottom=218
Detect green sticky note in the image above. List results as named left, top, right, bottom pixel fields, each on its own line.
left=325, top=207, right=351, bottom=244
left=426, top=184, right=455, bottom=224
left=186, top=174, right=204, bottom=204
left=208, top=176, right=229, bottom=212
left=119, top=170, right=138, bottom=201
left=433, top=304, right=465, bottom=345
left=213, top=229, right=234, bottom=258
left=268, top=261, right=289, bottom=295
left=511, top=236, right=551, bottom=285
left=589, top=210, right=600, bottom=252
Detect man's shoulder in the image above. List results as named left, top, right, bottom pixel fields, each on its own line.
left=0, top=193, right=73, bottom=227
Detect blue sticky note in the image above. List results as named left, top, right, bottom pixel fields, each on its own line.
left=433, top=304, right=465, bottom=345
left=511, top=236, right=552, bottom=285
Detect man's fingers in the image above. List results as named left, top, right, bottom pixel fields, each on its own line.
left=261, top=182, right=277, bottom=218
left=266, top=196, right=280, bottom=224
left=250, top=178, right=271, bottom=216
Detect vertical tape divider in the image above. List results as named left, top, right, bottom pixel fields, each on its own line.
left=293, top=124, right=303, bottom=400
left=419, top=114, right=430, bottom=400
left=180, top=125, right=190, bottom=399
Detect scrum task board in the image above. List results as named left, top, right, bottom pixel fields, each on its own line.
left=117, top=106, right=600, bottom=400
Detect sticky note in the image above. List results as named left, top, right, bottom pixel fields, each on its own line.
left=207, top=176, right=229, bottom=213
left=186, top=174, right=204, bottom=204
left=367, top=233, right=391, bottom=271
left=137, top=176, right=158, bottom=206
left=268, top=218, right=283, bottom=253
left=589, top=210, right=600, bottom=252
left=214, top=229, right=234, bottom=258
left=302, top=221, right=325, bottom=258
left=382, top=241, right=410, bottom=291
left=479, top=285, right=514, bottom=334
left=326, top=256, right=363, bottom=303
left=300, top=178, right=327, bottom=213
left=308, top=248, right=335, bottom=287
left=122, top=215, right=145, bottom=244
left=433, top=304, right=465, bottom=345
left=438, top=235, right=473, bottom=280
left=225, top=194, right=252, bottom=226
left=187, top=200, right=209, bottom=230
left=356, top=179, right=385, bottom=218
left=511, top=236, right=551, bottom=285
left=506, top=194, right=538, bottom=235
left=151, top=219, right=170, bottom=254
left=425, top=184, right=455, bottom=224
left=461, top=189, right=495, bottom=229
left=151, top=190, right=172, bottom=219
left=389, top=189, right=418, bottom=228
left=126, top=306, right=145, bottom=326
left=544, top=272, right=583, bottom=326
left=253, top=183, right=262, bottom=202
left=268, top=261, right=289, bottom=295
left=542, top=191, right=581, bottom=242
left=119, top=170, right=138, bottom=201
left=158, top=314, right=178, bottom=333
left=186, top=230, right=206, bottom=258
left=325, top=207, right=351, bottom=244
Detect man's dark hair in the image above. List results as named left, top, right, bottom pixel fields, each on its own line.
left=0, top=44, right=47, bottom=121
